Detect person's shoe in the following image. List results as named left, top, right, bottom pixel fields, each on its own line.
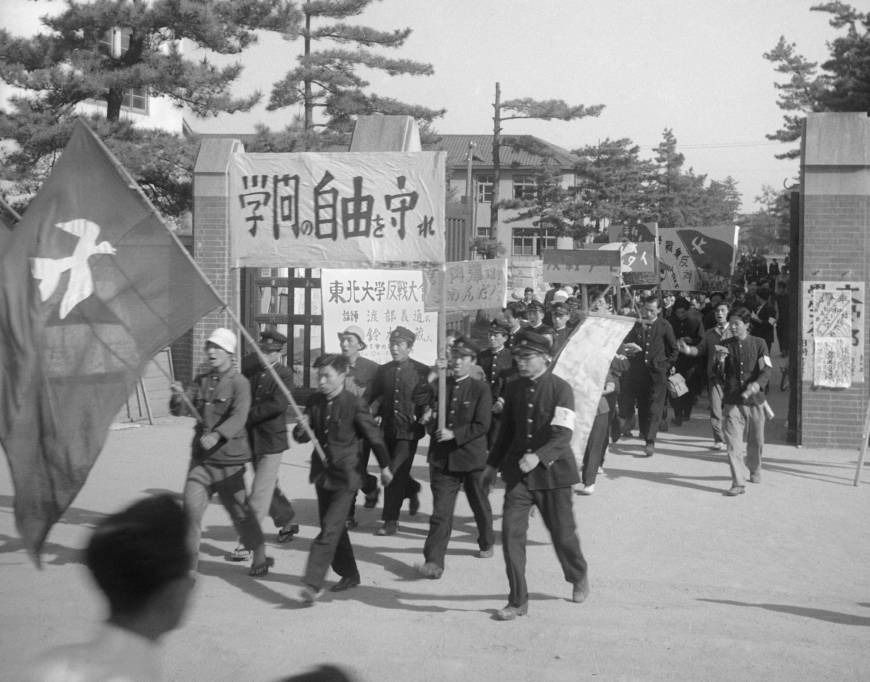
left=276, top=523, right=299, bottom=543
left=408, top=492, right=420, bottom=516
left=331, top=574, right=361, bottom=592
left=225, top=545, right=251, bottom=562
left=416, top=561, right=444, bottom=579
left=643, top=443, right=654, bottom=457
left=345, top=518, right=359, bottom=530
left=749, top=471, right=762, bottom=483
left=300, top=584, right=325, bottom=605
left=572, top=575, right=590, bottom=603
left=248, top=556, right=274, bottom=577
left=712, top=441, right=726, bottom=451
left=724, top=486, right=746, bottom=496
left=577, top=484, right=595, bottom=495
left=478, top=546, right=494, bottom=559
left=375, top=521, right=398, bottom=536
left=364, top=487, right=380, bottom=509
left=495, top=603, right=528, bottom=621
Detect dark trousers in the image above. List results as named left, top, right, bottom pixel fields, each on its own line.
left=424, top=465, right=494, bottom=568
left=348, top=443, right=378, bottom=521
left=501, top=481, right=587, bottom=607
left=620, top=368, right=667, bottom=444
left=382, top=437, right=422, bottom=522
left=304, top=485, right=358, bottom=590
left=582, top=411, right=609, bottom=486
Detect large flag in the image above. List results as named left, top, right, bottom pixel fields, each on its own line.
left=551, top=314, right=636, bottom=468
left=0, top=120, right=222, bottom=560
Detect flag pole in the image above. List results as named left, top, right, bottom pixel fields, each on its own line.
left=437, top=261, right=448, bottom=432
left=74, top=120, right=328, bottom=465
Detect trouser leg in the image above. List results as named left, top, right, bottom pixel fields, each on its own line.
left=382, top=438, right=415, bottom=522
left=502, top=482, right=533, bottom=607
left=423, top=466, right=461, bottom=568
left=182, top=462, right=213, bottom=567
left=723, top=403, right=748, bottom=487
left=305, top=486, right=359, bottom=589
left=745, top=403, right=766, bottom=476
left=645, top=373, right=667, bottom=443
left=708, top=381, right=725, bottom=443
left=248, top=451, right=283, bottom=524
left=535, top=487, right=587, bottom=585
left=214, top=465, right=264, bottom=550
left=462, top=469, right=494, bottom=551
left=582, top=411, right=609, bottom=486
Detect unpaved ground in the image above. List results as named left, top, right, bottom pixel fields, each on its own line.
left=3, top=387, right=870, bottom=681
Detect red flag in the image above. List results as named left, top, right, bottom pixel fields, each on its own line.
left=0, top=120, right=221, bottom=560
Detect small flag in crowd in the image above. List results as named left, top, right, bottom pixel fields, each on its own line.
left=0, top=119, right=221, bottom=561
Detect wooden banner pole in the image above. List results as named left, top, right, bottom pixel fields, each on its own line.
left=853, top=398, right=870, bottom=486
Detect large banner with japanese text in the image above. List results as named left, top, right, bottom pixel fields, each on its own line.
left=658, top=225, right=739, bottom=291
left=321, top=268, right=438, bottom=365
left=230, top=152, right=446, bottom=267
left=421, top=259, right=508, bottom=312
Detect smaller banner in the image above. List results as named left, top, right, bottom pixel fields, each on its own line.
left=421, top=258, right=508, bottom=312
left=551, top=314, right=636, bottom=466
left=802, top=281, right=864, bottom=386
left=542, top=249, right=621, bottom=285
left=321, top=268, right=438, bottom=365
left=658, top=225, right=738, bottom=291
left=230, top=151, right=446, bottom=268
left=596, top=241, right=656, bottom=273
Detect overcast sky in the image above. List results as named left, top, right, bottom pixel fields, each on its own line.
left=3, top=0, right=836, bottom=210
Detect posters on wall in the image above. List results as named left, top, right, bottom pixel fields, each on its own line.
left=229, top=152, right=446, bottom=268
left=801, top=281, right=864, bottom=386
left=321, top=268, right=438, bottom=365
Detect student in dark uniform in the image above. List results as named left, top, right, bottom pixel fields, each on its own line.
left=667, top=298, right=702, bottom=425
left=484, top=330, right=590, bottom=621
left=524, top=299, right=554, bottom=342
left=338, top=325, right=381, bottom=527
left=549, top=302, right=572, bottom=355
left=226, top=329, right=298, bottom=562
left=294, top=354, right=393, bottom=604
left=618, top=295, right=678, bottom=457
left=477, top=319, right=515, bottom=449
left=367, top=326, right=432, bottom=536
left=417, top=337, right=494, bottom=578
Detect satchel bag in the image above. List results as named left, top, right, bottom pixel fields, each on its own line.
left=667, top=372, right=689, bottom=398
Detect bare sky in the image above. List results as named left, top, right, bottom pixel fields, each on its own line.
left=3, top=0, right=836, bottom=209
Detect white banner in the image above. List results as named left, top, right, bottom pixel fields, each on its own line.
left=422, top=259, right=508, bottom=312
left=321, top=268, right=438, bottom=365
left=551, top=315, right=636, bottom=467
left=229, top=152, right=446, bottom=267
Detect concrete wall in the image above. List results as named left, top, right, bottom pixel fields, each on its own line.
left=800, top=113, right=870, bottom=447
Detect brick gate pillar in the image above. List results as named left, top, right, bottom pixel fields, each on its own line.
left=191, top=137, right=244, bottom=371
left=800, top=113, right=870, bottom=447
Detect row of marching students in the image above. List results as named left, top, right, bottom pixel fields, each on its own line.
left=168, top=321, right=590, bottom=619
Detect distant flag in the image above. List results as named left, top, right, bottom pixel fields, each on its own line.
left=551, top=314, right=635, bottom=468
left=675, top=228, right=735, bottom=277
left=0, top=119, right=222, bottom=561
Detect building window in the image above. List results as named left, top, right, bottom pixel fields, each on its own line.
left=123, top=87, right=149, bottom=113
left=511, top=227, right=556, bottom=256
left=476, top=226, right=492, bottom=239
left=98, top=28, right=148, bottom=113
left=476, top=175, right=493, bottom=203
left=512, top=174, right=538, bottom=200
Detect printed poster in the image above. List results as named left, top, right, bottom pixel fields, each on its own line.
left=321, top=268, right=438, bottom=365
left=801, top=281, right=864, bottom=384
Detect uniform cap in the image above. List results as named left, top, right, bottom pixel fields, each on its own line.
left=489, top=319, right=511, bottom=337
left=511, top=329, right=553, bottom=356
left=451, top=336, right=479, bottom=357
left=258, top=329, right=287, bottom=351
left=206, top=328, right=237, bottom=354
left=389, top=325, right=416, bottom=345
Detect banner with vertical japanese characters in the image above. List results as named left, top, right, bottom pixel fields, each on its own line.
left=658, top=225, right=739, bottom=291
left=421, top=259, right=508, bottom=312
left=801, top=281, right=864, bottom=385
left=321, top=268, right=438, bottom=365
left=229, top=152, right=446, bottom=267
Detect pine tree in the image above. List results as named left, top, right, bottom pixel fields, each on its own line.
left=0, top=0, right=299, bottom=216
left=764, top=2, right=870, bottom=159
left=266, top=0, right=443, bottom=133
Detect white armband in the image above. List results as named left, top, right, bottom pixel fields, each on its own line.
left=551, top=406, right=576, bottom=430
left=760, top=355, right=772, bottom=369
